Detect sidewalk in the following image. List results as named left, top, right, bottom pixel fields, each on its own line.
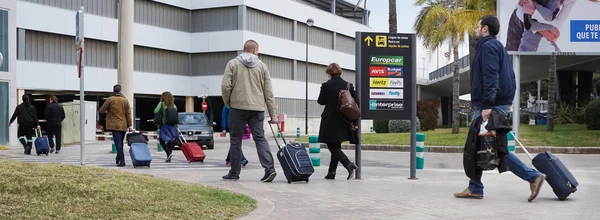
left=1, top=141, right=599, bottom=219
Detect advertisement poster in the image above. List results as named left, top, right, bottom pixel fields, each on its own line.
left=499, top=0, right=600, bottom=54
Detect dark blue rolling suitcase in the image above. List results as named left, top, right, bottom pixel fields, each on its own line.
left=34, top=129, right=50, bottom=156
left=513, top=132, right=578, bottom=200
left=269, top=122, right=314, bottom=184
left=128, top=130, right=152, bottom=168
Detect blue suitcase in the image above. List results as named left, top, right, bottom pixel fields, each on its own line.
left=513, top=132, right=578, bottom=200
left=34, top=129, right=50, bottom=156
left=269, top=122, right=314, bottom=184
left=129, top=142, right=152, bottom=168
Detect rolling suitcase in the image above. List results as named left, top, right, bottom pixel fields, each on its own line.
left=34, top=128, right=50, bottom=156
left=178, top=135, right=206, bottom=163
left=512, top=132, right=578, bottom=200
left=268, top=121, right=314, bottom=184
left=127, top=130, right=152, bottom=168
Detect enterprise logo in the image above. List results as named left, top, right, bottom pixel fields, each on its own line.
left=369, top=100, right=404, bottom=110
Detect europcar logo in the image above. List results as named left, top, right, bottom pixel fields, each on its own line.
left=369, top=100, right=377, bottom=110
left=370, top=78, right=389, bottom=87
left=370, top=56, right=403, bottom=66
left=387, top=67, right=403, bottom=77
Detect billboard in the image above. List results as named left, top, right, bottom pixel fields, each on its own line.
left=498, top=0, right=600, bottom=55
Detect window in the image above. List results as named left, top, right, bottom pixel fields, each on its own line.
left=0, top=10, right=8, bottom=72
left=0, top=82, right=8, bottom=145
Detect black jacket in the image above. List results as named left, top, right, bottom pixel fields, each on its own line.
left=10, top=102, right=39, bottom=127
left=463, top=109, right=512, bottom=179
left=317, top=75, right=359, bottom=144
left=471, top=35, right=517, bottom=109
left=45, top=103, right=66, bottom=125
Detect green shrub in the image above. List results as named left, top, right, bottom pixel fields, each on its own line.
left=388, top=118, right=421, bottom=133
left=417, top=100, right=440, bottom=131
left=556, top=102, right=577, bottom=124
left=373, top=120, right=389, bottom=133
left=585, top=99, right=600, bottom=130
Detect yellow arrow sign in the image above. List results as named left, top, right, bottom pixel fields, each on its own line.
left=364, top=36, right=373, bottom=46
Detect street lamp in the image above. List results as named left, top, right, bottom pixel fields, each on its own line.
left=305, top=18, right=314, bottom=135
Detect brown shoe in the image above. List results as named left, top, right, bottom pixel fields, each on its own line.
left=528, top=174, right=546, bottom=202
left=454, top=188, right=483, bottom=199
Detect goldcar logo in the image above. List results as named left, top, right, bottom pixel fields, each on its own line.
left=370, top=56, right=403, bottom=66
left=369, top=78, right=389, bottom=87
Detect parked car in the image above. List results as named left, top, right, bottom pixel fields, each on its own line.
left=177, top=112, right=215, bottom=149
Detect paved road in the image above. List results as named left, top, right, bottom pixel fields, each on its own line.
left=2, top=137, right=600, bottom=220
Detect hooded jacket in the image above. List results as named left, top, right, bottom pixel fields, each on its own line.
left=10, top=101, right=39, bottom=127
left=221, top=53, right=277, bottom=116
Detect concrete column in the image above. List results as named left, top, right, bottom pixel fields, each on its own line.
left=293, top=21, right=297, bottom=41
left=331, top=0, right=336, bottom=13
left=186, top=96, right=194, bottom=112
left=332, top=32, right=337, bottom=50
left=238, top=5, right=247, bottom=30
left=292, top=60, right=298, bottom=80
left=118, top=0, right=134, bottom=126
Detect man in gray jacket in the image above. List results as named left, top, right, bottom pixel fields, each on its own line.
left=221, top=40, right=278, bottom=182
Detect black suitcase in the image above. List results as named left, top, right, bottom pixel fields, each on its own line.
left=512, top=132, right=578, bottom=200
left=268, top=121, right=314, bottom=184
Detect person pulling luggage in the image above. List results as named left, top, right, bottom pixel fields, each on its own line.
left=226, top=124, right=250, bottom=167
left=154, top=91, right=180, bottom=163
left=9, top=95, right=40, bottom=155
left=98, top=85, right=133, bottom=167
left=45, top=95, right=65, bottom=154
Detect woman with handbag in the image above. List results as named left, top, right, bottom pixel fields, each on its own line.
left=153, top=91, right=179, bottom=162
left=317, top=63, right=359, bottom=180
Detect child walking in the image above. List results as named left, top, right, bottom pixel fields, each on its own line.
left=226, top=124, right=250, bottom=167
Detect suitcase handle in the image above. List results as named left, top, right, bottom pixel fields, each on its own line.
left=35, top=128, right=42, bottom=138
left=267, top=120, right=285, bottom=149
left=178, top=133, right=187, bottom=143
left=510, top=131, right=534, bottom=160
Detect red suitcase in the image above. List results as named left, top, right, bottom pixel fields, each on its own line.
left=178, top=136, right=206, bottom=163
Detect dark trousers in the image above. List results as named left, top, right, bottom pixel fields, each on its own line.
left=46, top=123, right=62, bottom=150
left=326, top=142, right=351, bottom=173
left=17, top=125, right=34, bottom=149
left=228, top=108, right=275, bottom=177
left=159, top=139, right=175, bottom=157
left=112, top=131, right=126, bottom=164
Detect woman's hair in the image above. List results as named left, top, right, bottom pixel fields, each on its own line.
left=160, top=92, right=175, bottom=108
left=49, top=95, right=58, bottom=103
left=325, top=63, right=343, bottom=76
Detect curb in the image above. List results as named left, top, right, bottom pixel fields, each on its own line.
left=290, top=141, right=600, bottom=154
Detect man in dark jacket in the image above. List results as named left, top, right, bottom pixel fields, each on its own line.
left=454, top=15, right=546, bottom=202
left=45, top=95, right=65, bottom=154
left=9, top=95, right=40, bottom=155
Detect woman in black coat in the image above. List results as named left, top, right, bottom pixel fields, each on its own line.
left=317, top=63, right=359, bottom=180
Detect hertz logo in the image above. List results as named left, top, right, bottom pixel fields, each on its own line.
left=370, top=78, right=389, bottom=87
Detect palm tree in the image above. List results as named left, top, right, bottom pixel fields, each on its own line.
left=547, top=53, right=557, bottom=131
left=389, top=0, right=397, bottom=33
left=414, top=0, right=489, bottom=134
left=466, top=0, right=496, bottom=63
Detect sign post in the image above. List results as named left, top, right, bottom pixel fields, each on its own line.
left=76, top=7, right=85, bottom=165
left=355, top=32, right=417, bottom=179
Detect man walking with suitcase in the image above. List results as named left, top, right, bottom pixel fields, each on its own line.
left=221, top=40, right=278, bottom=182
left=98, top=85, right=133, bottom=167
left=454, top=15, right=546, bottom=202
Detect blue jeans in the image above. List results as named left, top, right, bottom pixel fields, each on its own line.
left=468, top=105, right=541, bottom=195
left=113, top=131, right=126, bottom=164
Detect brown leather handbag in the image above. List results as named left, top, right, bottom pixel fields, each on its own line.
left=338, top=83, right=360, bottom=122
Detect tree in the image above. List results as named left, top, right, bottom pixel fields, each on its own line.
left=414, top=0, right=488, bottom=134
left=389, top=0, right=397, bottom=33
left=547, top=53, right=557, bottom=131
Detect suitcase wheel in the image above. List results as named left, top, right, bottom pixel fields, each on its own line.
left=305, top=179, right=309, bottom=183
left=133, top=165, right=137, bottom=168
left=287, top=179, right=292, bottom=184
left=37, top=153, right=40, bottom=156
left=45, top=152, right=49, bottom=156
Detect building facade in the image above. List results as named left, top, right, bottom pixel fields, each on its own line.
left=0, top=0, right=372, bottom=146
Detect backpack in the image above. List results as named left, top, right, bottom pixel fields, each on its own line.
left=338, top=83, right=360, bottom=122
left=165, top=106, right=179, bottom=125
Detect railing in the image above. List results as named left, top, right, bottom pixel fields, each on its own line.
left=428, top=55, right=471, bottom=82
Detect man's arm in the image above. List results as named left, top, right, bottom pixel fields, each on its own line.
left=125, top=100, right=132, bottom=128
left=60, top=106, right=65, bottom=121
left=531, top=0, right=560, bottom=21
left=317, top=84, right=327, bottom=105
left=9, top=105, right=19, bottom=124
left=262, top=65, right=277, bottom=118
left=531, top=0, right=576, bottom=28
left=98, top=99, right=110, bottom=113
left=221, top=61, right=234, bottom=108
left=480, top=44, right=501, bottom=110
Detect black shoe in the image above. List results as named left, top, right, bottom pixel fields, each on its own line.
left=261, top=172, right=277, bottom=182
left=325, top=172, right=336, bottom=180
left=165, top=154, right=173, bottom=163
left=25, top=147, right=32, bottom=155
left=55, top=150, right=60, bottom=154
left=242, top=159, right=249, bottom=167
left=117, top=163, right=126, bottom=167
left=346, top=163, right=357, bottom=180
left=222, top=174, right=240, bottom=181
left=50, top=148, right=55, bottom=153
left=115, top=157, right=119, bottom=165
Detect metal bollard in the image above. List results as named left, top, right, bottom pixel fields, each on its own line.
left=370, top=126, right=373, bottom=132
left=308, top=135, right=320, bottom=166
left=507, top=132, right=515, bottom=154
left=296, top=127, right=300, bottom=138
left=111, top=141, right=117, bottom=154
left=416, top=133, right=426, bottom=170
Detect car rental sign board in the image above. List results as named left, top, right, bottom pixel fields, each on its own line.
left=356, top=32, right=416, bottom=120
